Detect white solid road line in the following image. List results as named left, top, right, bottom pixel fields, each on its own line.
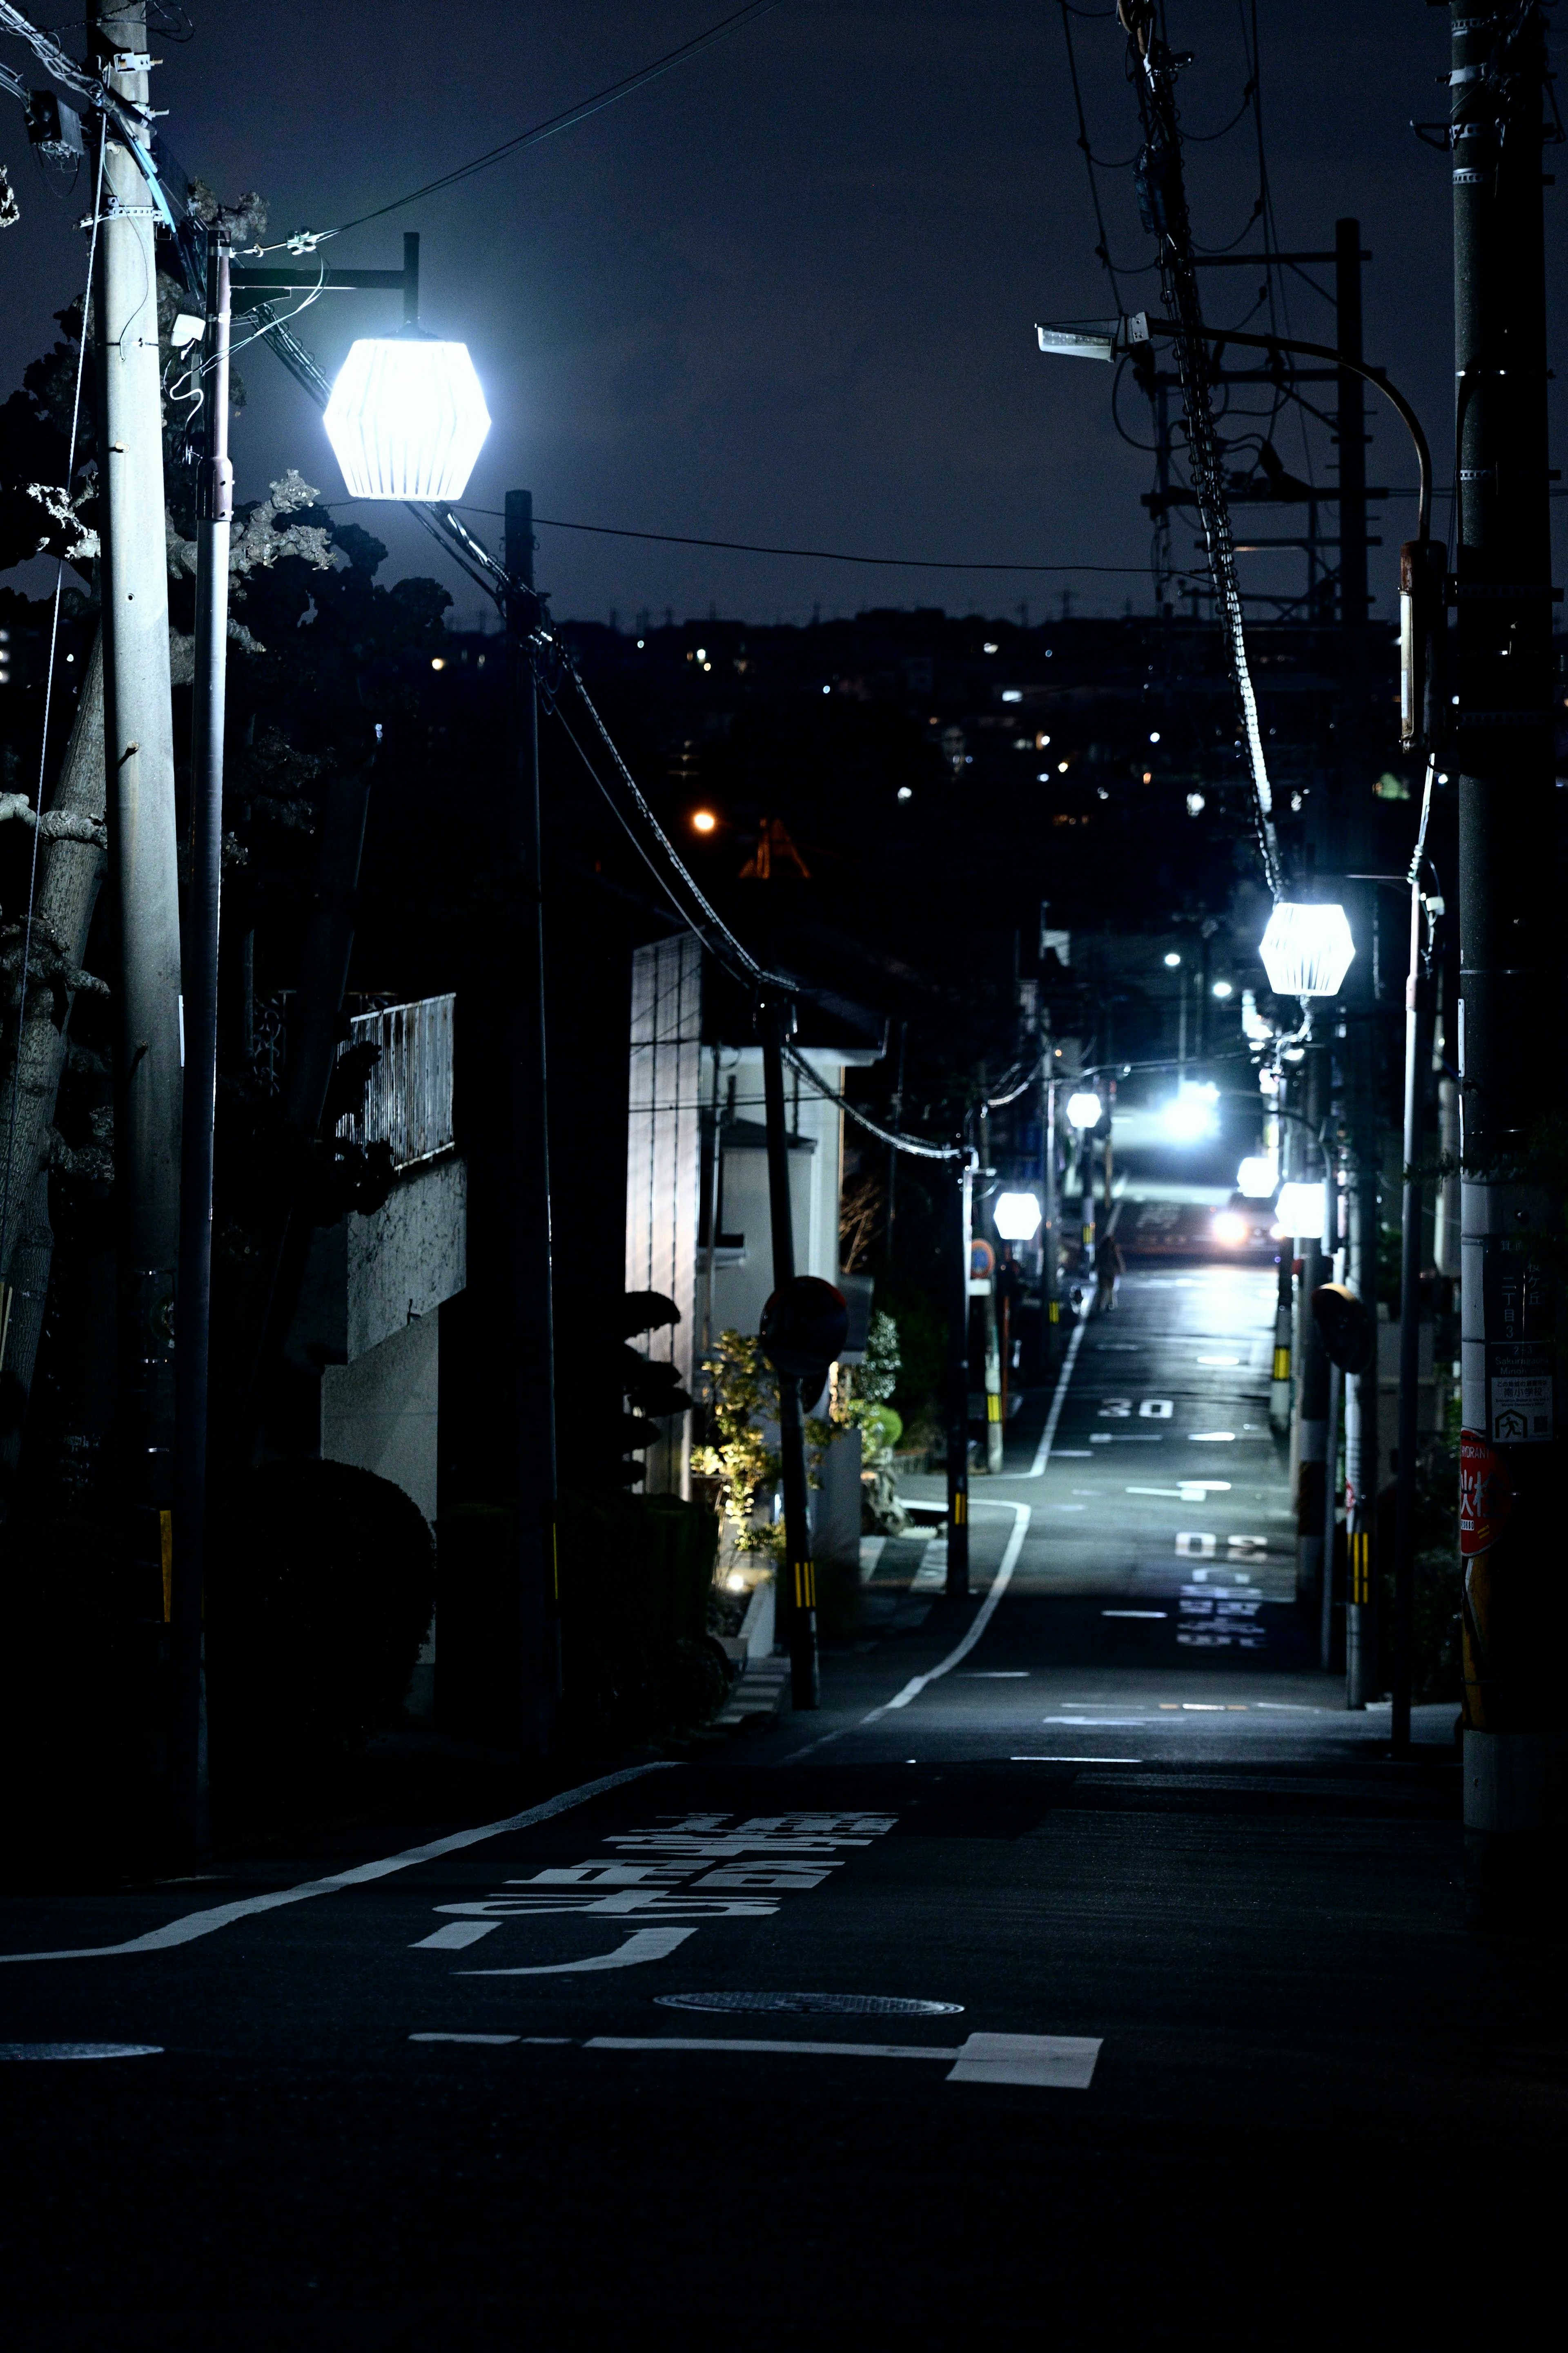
left=586, top=2030, right=1102, bottom=2088
left=1026, top=1319, right=1087, bottom=1476
left=877, top=1499, right=1031, bottom=1714
left=0, top=1762, right=680, bottom=1967
left=785, top=1325, right=1087, bottom=1755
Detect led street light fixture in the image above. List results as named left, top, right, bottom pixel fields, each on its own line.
left=1274, top=1182, right=1327, bottom=1240
left=324, top=338, right=491, bottom=502
left=1236, top=1156, right=1277, bottom=1199
left=993, top=1191, right=1043, bottom=1242
left=1065, top=1090, right=1102, bottom=1130
left=1258, top=902, right=1355, bottom=998
left=1035, top=312, right=1148, bottom=364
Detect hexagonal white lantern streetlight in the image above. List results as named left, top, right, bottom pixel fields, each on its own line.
left=1258, top=901, right=1356, bottom=998
left=324, top=335, right=491, bottom=502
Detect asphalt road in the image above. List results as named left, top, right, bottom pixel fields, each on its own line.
left=2, top=1268, right=1557, bottom=2345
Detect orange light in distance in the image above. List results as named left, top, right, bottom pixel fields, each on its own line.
left=691, top=809, right=718, bottom=834
left=1212, top=1211, right=1249, bottom=1248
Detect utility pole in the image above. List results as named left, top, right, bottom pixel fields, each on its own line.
left=1042, top=1073, right=1059, bottom=1354
left=1343, top=1038, right=1379, bottom=1710
left=945, top=1155, right=971, bottom=1597
left=91, top=5, right=183, bottom=1675
left=1294, top=1045, right=1331, bottom=1630
left=1333, top=212, right=1381, bottom=1714
left=504, top=491, right=560, bottom=1751
left=1392, top=872, right=1437, bottom=1753
left=169, top=236, right=230, bottom=1861
left=758, top=998, right=819, bottom=1707
left=1449, top=4, right=1559, bottom=1925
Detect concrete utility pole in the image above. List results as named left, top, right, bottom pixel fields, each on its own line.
left=1343, top=1033, right=1379, bottom=1710
left=504, top=491, right=560, bottom=1751
left=168, top=236, right=231, bottom=1861
left=90, top=6, right=183, bottom=1618
left=1448, top=4, right=1561, bottom=1925
left=1041, top=1073, right=1060, bottom=1355
left=1294, top=1046, right=1331, bottom=1627
left=757, top=998, right=819, bottom=1706
left=1332, top=213, right=1381, bottom=1710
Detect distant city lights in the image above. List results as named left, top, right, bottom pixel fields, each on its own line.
left=1186, top=792, right=1206, bottom=816
left=1148, top=730, right=1162, bottom=744
left=1163, top=951, right=1182, bottom=968
left=897, top=786, right=913, bottom=801
left=1212, top=980, right=1234, bottom=999
left=691, top=809, right=717, bottom=834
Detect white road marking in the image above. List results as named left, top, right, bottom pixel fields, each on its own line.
left=409, top=2032, right=519, bottom=2045
left=961, top=1670, right=1030, bottom=1677
left=412, top=1920, right=503, bottom=1950
left=1012, top=1755, right=1143, bottom=1764
left=585, top=2031, right=1101, bottom=2089
left=1189, top=1432, right=1236, bottom=1443
left=1041, top=1716, right=1145, bottom=1726
left=879, top=1501, right=1031, bottom=1713
left=458, top=1925, right=699, bottom=1976
left=1025, top=1318, right=1087, bottom=1475
left=0, top=2043, right=162, bottom=2060
left=0, top=1762, right=680, bottom=1967
left=1102, top=1609, right=1167, bottom=1619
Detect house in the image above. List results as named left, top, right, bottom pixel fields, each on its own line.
left=624, top=934, right=883, bottom=1560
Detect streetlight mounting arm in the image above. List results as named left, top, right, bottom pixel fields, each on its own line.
left=1138, top=314, right=1433, bottom=544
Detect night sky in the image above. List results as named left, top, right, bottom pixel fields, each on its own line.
left=1, top=2, right=1563, bottom=625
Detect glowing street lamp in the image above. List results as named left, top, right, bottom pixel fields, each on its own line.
left=324, top=335, right=491, bottom=502
left=1274, top=1181, right=1327, bottom=1240
left=1236, top=1155, right=1277, bottom=1199
left=993, top=1190, right=1043, bottom=1242
left=1258, top=902, right=1356, bottom=998
left=1066, top=1090, right=1102, bottom=1130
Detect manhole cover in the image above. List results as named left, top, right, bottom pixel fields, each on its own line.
left=654, top=1992, right=962, bottom=2017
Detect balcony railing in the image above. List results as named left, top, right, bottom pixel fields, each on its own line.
left=336, top=993, right=455, bottom=1170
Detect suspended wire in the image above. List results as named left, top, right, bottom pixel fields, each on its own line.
left=321, top=0, right=788, bottom=241
left=1, top=120, right=104, bottom=1282
left=551, top=680, right=962, bottom=1160
left=1120, top=2, right=1282, bottom=898
left=448, top=509, right=1153, bottom=575
left=781, top=1043, right=963, bottom=1161
left=1057, top=0, right=1134, bottom=306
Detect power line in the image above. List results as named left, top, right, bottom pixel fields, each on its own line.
left=326, top=0, right=788, bottom=240
left=450, top=510, right=1153, bottom=574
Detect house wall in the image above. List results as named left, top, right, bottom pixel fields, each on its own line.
left=703, top=1046, right=846, bottom=1343
left=625, top=936, right=703, bottom=1496
left=321, top=1311, right=441, bottom=1521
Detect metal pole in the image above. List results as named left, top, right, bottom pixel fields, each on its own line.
left=945, top=1155, right=971, bottom=1597
left=1042, top=1075, right=1059, bottom=1352
left=758, top=997, right=818, bottom=1708
left=1343, top=1092, right=1378, bottom=1711
left=1450, top=3, right=1559, bottom=1926
left=504, top=490, right=559, bottom=1751
left=1392, top=877, right=1434, bottom=1754
left=169, top=238, right=229, bottom=1862
left=1321, top=1358, right=1342, bottom=1673
left=1294, top=1047, right=1331, bottom=1619
left=91, top=3, right=184, bottom=1663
